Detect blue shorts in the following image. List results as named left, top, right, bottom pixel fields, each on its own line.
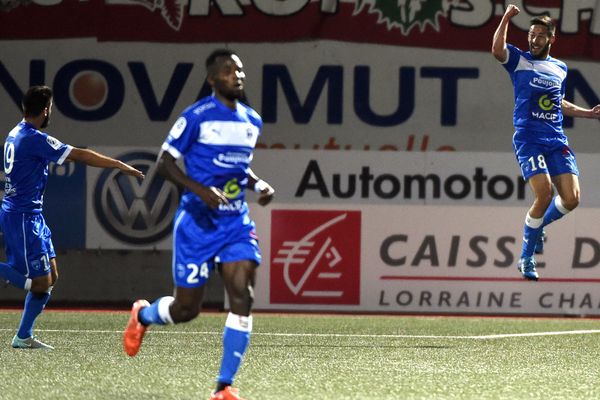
left=512, top=136, right=579, bottom=181
left=172, top=208, right=261, bottom=288
left=0, top=210, right=55, bottom=278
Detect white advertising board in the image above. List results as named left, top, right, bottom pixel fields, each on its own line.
left=83, top=147, right=600, bottom=315
left=251, top=204, right=600, bottom=316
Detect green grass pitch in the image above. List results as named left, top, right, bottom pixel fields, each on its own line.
left=0, top=310, right=599, bottom=399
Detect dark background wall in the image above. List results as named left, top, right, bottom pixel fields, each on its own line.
left=0, top=250, right=225, bottom=309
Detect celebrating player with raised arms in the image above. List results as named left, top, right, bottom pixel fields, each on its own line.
left=492, top=4, right=600, bottom=280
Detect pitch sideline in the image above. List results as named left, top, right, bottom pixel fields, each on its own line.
left=1, top=328, right=599, bottom=340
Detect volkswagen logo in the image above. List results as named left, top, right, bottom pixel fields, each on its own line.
left=93, top=151, right=180, bottom=245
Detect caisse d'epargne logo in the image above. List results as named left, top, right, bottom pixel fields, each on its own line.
left=270, top=210, right=361, bottom=305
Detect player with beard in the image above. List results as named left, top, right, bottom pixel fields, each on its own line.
left=123, top=49, right=274, bottom=400
left=0, top=85, right=144, bottom=349
left=492, top=4, right=600, bottom=280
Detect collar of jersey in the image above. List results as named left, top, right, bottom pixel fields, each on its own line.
left=19, top=120, right=36, bottom=130
left=526, top=51, right=551, bottom=62
left=211, top=94, right=240, bottom=114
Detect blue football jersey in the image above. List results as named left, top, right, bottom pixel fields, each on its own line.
left=502, top=43, right=568, bottom=142
left=161, top=95, right=261, bottom=217
left=2, top=121, right=72, bottom=213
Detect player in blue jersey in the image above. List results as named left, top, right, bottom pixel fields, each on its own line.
left=0, top=85, right=144, bottom=349
left=492, top=4, right=600, bottom=280
left=123, top=49, right=274, bottom=400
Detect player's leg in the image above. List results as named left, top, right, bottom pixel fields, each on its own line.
left=533, top=173, right=579, bottom=255
left=543, top=146, right=580, bottom=226
left=123, top=285, right=206, bottom=356
left=536, top=146, right=580, bottom=254
left=517, top=173, right=552, bottom=281
left=12, top=257, right=55, bottom=350
left=124, top=208, right=216, bottom=356
left=0, top=210, right=32, bottom=290
left=139, top=285, right=205, bottom=325
left=513, top=140, right=552, bottom=280
left=550, top=173, right=580, bottom=212
left=521, top=173, right=553, bottom=259
left=0, top=262, right=31, bottom=290
left=11, top=214, right=56, bottom=349
left=538, top=172, right=578, bottom=231
left=213, top=260, right=257, bottom=397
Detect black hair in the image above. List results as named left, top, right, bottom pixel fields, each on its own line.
left=205, top=49, right=237, bottom=73
left=22, top=85, right=52, bottom=117
left=531, top=15, right=555, bottom=36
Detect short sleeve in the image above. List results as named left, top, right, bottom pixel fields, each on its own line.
left=32, top=133, right=72, bottom=165
left=502, top=43, right=522, bottom=73
left=161, top=112, right=198, bottom=159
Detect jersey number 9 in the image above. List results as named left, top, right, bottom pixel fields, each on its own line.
left=4, top=143, right=15, bottom=174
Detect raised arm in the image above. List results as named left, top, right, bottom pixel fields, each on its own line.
left=492, top=4, right=520, bottom=62
left=67, top=147, right=144, bottom=178
left=561, top=99, right=600, bottom=119
left=156, top=151, right=229, bottom=209
left=247, top=168, right=275, bottom=206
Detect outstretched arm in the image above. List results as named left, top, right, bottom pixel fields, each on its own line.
left=67, top=147, right=144, bottom=178
left=492, top=4, right=520, bottom=62
left=247, top=168, right=274, bottom=206
left=562, top=100, right=600, bottom=119
left=156, top=151, right=229, bottom=209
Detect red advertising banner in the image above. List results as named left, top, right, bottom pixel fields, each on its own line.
left=270, top=210, right=361, bottom=305
left=1, top=1, right=600, bottom=60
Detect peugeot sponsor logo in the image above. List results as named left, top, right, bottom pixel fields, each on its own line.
left=93, top=151, right=180, bottom=245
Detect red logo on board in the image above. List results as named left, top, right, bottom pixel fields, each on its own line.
left=270, top=210, right=361, bottom=305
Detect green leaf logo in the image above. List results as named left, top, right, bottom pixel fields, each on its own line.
left=355, top=0, right=453, bottom=34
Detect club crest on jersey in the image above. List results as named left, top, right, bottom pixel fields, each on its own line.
left=169, top=117, right=186, bottom=139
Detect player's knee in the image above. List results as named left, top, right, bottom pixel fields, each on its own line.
left=30, top=279, right=51, bottom=294
left=171, top=302, right=200, bottom=323
left=562, top=194, right=580, bottom=211
left=228, top=284, right=254, bottom=315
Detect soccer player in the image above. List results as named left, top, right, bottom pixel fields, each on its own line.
left=492, top=4, right=600, bottom=280
left=123, top=49, right=274, bottom=400
left=0, top=85, right=144, bottom=349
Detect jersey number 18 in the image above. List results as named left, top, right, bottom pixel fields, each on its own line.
left=528, top=154, right=547, bottom=172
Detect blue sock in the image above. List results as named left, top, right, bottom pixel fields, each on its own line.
left=543, top=196, right=569, bottom=226
left=16, top=291, right=51, bottom=339
left=217, top=313, right=252, bottom=386
left=0, top=262, right=28, bottom=289
left=521, top=213, right=543, bottom=259
left=139, top=296, right=174, bottom=326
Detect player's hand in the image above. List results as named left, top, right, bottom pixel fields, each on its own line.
left=257, top=183, right=275, bottom=207
left=197, top=185, right=230, bottom=209
left=505, top=4, right=520, bottom=18
left=590, top=104, right=600, bottom=119
left=118, top=162, right=145, bottom=179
